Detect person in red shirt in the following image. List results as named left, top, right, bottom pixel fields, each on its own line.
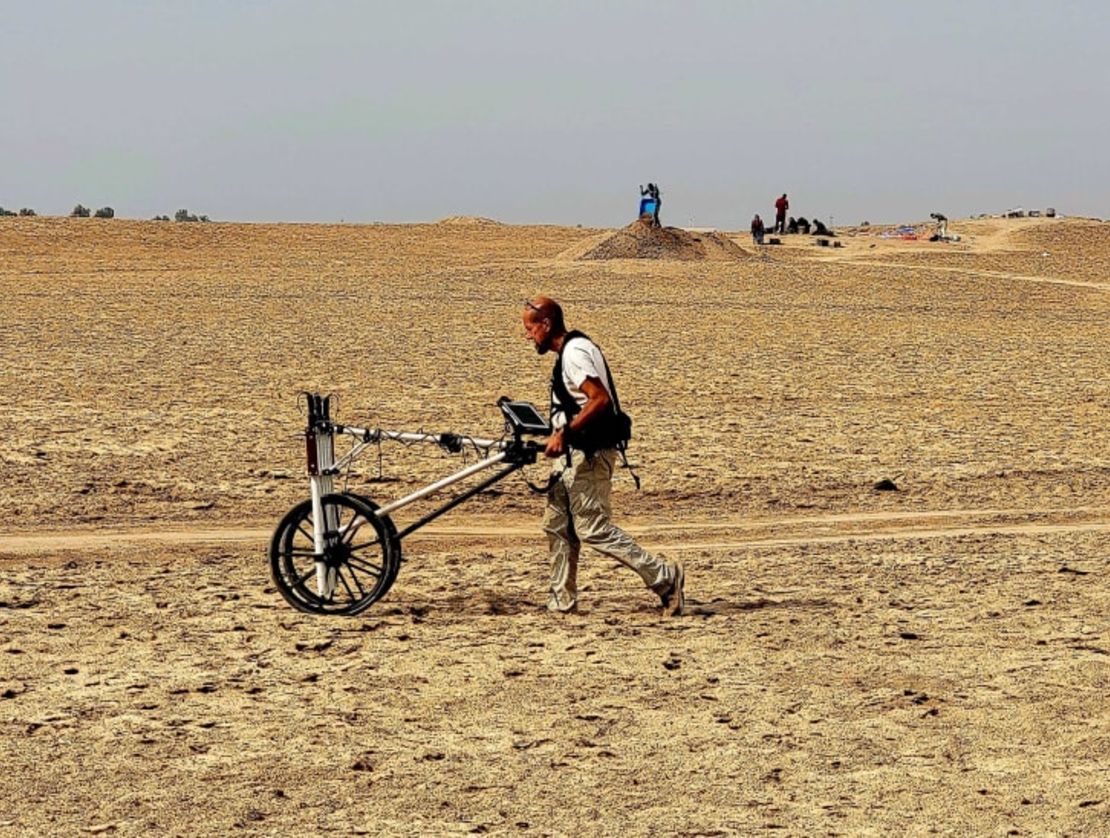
left=774, top=193, right=789, bottom=234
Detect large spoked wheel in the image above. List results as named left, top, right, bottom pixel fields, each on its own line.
left=270, top=492, right=401, bottom=616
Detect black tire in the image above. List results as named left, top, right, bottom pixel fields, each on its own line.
left=269, top=492, right=400, bottom=616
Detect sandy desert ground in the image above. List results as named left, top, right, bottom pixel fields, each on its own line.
left=0, top=214, right=1107, bottom=835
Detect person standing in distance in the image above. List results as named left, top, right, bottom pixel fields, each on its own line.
left=751, top=213, right=766, bottom=245
left=521, top=296, right=685, bottom=616
left=774, top=193, right=789, bottom=234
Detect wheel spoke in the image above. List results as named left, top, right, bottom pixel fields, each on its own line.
left=286, top=548, right=318, bottom=557
left=292, top=566, right=317, bottom=589
left=349, top=538, right=381, bottom=552
left=341, top=516, right=365, bottom=545
left=348, top=556, right=383, bottom=577
left=343, top=563, right=369, bottom=598
left=289, top=524, right=313, bottom=547
left=337, top=567, right=357, bottom=602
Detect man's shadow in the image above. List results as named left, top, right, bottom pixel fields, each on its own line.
left=683, top=596, right=833, bottom=617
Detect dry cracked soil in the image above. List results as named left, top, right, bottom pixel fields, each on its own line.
left=0, top=215, right=1108, bottom=835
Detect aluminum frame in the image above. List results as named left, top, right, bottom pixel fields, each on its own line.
left=300, top=396, right=539, bottom=599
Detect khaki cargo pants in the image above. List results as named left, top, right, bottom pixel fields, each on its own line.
left=543, top=448, right=675, bottom=612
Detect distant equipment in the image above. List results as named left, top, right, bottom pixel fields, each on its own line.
left=1005, top=207, right=1057, bottom=219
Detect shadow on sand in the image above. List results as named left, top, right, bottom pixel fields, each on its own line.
left=685, top=596, right=834, bottom=617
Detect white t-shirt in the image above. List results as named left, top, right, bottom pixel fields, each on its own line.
left=551, top=335, right=614, bottom=430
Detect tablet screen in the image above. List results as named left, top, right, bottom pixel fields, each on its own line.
left=499, top=400, right=551, bottom=435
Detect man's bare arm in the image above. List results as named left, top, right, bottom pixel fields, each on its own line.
left=544, top=377, right=611, bottom=458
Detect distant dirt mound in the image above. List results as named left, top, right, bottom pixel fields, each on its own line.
left=435, top=215, right=503, bottom=226
left=1010, top=217, right=1110, bottom=252
left=558, top=220, right=750, bottom=261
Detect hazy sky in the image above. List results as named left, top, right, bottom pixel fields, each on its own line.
left=3, top=1, right=1107, bottom=226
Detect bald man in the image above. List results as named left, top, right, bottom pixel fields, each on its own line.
left=522, top=296, right=685, bottom=616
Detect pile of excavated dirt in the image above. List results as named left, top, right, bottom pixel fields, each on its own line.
left=557, top=219, right=750, bottom=261
left=435, top=215, right=503, bottom=226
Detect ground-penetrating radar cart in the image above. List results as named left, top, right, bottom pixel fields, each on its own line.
left=269, top=393, right=551, bottom=616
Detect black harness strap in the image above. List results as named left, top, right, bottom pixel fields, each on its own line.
left=550, top=332, right=640, bottom=489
